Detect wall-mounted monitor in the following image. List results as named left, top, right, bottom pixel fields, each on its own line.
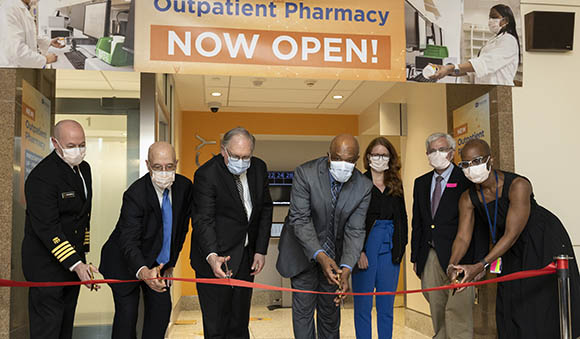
left=268, top=171, right=293, bottom=205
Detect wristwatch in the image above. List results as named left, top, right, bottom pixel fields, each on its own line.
left=453, top=64, right=461, bottom=75
left=479, top=259, right=490, bottom=270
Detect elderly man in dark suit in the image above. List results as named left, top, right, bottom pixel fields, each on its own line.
left=277, top=134, right=373, bottom=339
left=23, top=119, right=96, bottom=339
left=410, top=132, right=487, bottom=339
left=100, top=141, right=193, bottom=339
left=190, top=127, right=273, bottom=339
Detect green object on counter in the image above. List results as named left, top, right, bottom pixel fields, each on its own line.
left=95, top=37, right=133, bottom=67
left=424, top=45, right=449, bottom=58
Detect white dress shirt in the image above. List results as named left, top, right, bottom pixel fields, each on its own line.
left=469, top=32, right=519, bottom=86
left=430, top=164, right=454, bottom=204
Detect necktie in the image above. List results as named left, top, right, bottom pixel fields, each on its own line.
left=234, top=175, right=248, bottom=220
left=156, top=189, right=172, bottom=265
left=431, top=176, right=444, bottom=218
left=322, top=181, right=341, bottom=259
left=73, top=166, right=86, bottom=198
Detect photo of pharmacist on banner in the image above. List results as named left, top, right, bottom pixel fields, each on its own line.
left=404, top=0, right=463, bottom=84
left=0, top=0, right=135, bottom=72
left=429, top=1, right=523, bottom=86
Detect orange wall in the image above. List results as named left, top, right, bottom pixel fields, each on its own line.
left=178, top=111, right=359, bottom=296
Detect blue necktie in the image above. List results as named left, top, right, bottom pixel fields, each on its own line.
left=156, top=189, right=172, bottom=265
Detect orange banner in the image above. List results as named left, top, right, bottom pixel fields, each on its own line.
left=135, top=0, right=406, bottom=81
left=150, top=26, right=391, bottom=70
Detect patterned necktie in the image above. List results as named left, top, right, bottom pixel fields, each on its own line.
left=156, top=189, right=172, bottom=265
left=234, top=175, right=248, bottom=219
left=322, top=181, right=341, bottom=259
left=431, top=176, right=444, bottom=218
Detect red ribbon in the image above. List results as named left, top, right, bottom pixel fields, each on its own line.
left=0, top=263, right=556, bottom=296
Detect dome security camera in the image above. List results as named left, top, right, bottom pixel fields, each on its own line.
left=208, top=102, right=221, bottom=113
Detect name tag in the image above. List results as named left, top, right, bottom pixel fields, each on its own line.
left=446, top=183, right=458, bottom=188
left=490, top=257, right=502, bottom=274
left=61, top=191, right=76, bottom=199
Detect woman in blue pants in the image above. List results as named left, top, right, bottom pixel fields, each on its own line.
left=352, top=137, right=408, bottom=339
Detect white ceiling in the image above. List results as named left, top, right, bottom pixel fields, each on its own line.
left=56, top=70, right=397, bottom=115
left=174, top=74, right=396, bottom=115
left=56, top=70, right=141, bottom=98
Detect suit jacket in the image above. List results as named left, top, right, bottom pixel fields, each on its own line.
left=99, top=173, right=192, bottom=294
left=276, top=157, right=373, bottom=279
left=410, top=165, right=488, bottom=277
left=22, top=151, right=92, bottom=282
left=190, top=155, right=273, bottom=278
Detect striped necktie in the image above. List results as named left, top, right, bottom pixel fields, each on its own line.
left=234, top=175, right=248, bottom=219
left=322, top=181, right=341, bottom=259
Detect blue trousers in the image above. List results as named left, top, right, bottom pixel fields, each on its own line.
left=352, top=220, right=400, bottom=339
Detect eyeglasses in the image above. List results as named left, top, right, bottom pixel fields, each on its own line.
left=458, top=155, right=490, bottom=169
left=151, top=163, right=176, bottom=172
left=368, top=154, right=389, bottom=161
left=427, top=147, right=452, bottom=155
left=225, top=147, right=252, bottom=161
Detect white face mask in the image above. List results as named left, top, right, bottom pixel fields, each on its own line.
left=329, top=160, right=355, bottom=183
left=369, top=157, right=389, bottom=172
left=151, top=170, right=175, bottom=190
left=428, top=151, right=451, bottom=170
left=54, top=138, right=86, bottom=167
left=488, top=18, right=503, bottom=34
left=226, top=155, right=251, bottom=175
left=462, top=162, right=491, bottom=184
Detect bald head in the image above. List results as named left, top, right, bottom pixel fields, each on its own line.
left=329, top=134, right=359, bottom=163
left=148, top=142, right=176, bottom=164
left=460, top=139, right=491, bottom=160
left=52, top=120, right=85, bottom=155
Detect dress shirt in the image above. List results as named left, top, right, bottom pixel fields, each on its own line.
left=430, top=165, right=454, bottom=205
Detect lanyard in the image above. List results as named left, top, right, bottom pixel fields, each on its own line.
left=479, top=171, right=499, bottom=244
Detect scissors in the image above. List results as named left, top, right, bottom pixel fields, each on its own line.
left=89, top=262, right=96, bottom=291
left=224, top=260, right=233, bottom=289
left=336, top=271, right=345, bottom=308
left=452, top=271, right=465, bottom=296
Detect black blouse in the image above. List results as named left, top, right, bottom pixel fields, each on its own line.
left=361, top=171, right=408, bottom=265
left=365, top=184, right=396, bottom=226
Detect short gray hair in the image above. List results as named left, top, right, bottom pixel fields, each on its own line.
left=425, top=132, right=456, bottom=151
left=221, top=127, right=256, bottom=152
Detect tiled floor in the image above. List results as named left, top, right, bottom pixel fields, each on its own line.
left=167, top=306, right=430, bottom=339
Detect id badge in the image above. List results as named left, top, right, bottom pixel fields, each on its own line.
left=490, top=257, right=502, bottom=274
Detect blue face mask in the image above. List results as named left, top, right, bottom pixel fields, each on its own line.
left=226, top=155, right=251, bottom=175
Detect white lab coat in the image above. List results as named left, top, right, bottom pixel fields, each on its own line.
left=469, top=32, right=519, bottom=86
left=0, top=0, right=50, bottom=68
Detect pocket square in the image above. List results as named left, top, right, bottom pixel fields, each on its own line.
left=446, top=183, right=457, bottom=188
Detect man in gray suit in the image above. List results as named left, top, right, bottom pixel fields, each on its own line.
left=277, top=134, right=373, bottom=339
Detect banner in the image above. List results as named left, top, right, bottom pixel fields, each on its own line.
left=135, top=0, right=406, bottom=81
left=20, top=80, right=52, bottom=204
left=453, top=93, right=491, bottom=163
